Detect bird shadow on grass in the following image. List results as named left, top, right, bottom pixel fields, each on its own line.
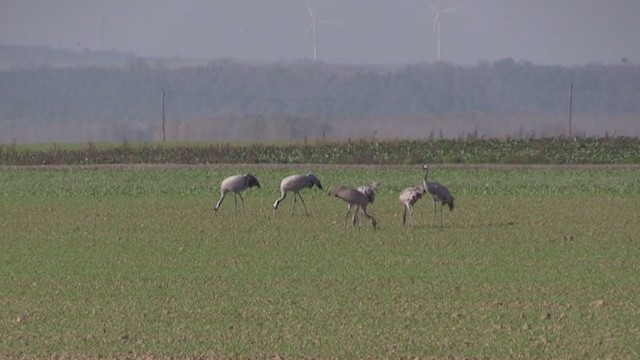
left=450, top=221, right=518, bottom=229
left=400, top=220, right=518, bottom=230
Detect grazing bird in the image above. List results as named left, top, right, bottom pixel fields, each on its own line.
left=422, top=164, right=454, bottom=226
left=399, top=185, right=426, bottom=227
left=273, top=173, right=323, bottom=216
left=213, top=173, right=261, bottom=213
left=350, top=182, right=379, bottom=225
left=329, top=185, right=377, bottom=230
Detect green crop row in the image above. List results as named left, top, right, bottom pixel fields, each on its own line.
left=1, top=137, right=639, bottom=165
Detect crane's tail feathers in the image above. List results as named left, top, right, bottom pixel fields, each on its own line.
left=448, top=199, right=454, bottom=211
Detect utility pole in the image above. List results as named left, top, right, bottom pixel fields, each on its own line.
left=568, top=84, right=573, bottom=137
left=162, top=89, right=166, bottom=142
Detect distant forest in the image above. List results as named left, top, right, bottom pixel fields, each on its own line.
left=1, top=53, right=639, bottom=143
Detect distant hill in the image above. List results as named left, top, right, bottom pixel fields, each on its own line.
left=0, top=44, right=215, bottom=70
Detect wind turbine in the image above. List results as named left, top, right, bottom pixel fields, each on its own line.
left=304, top=0, right=348, bottom=61
left=426, top=1, right=467, bottom=62
left=100, top=14, right=106, bottom=51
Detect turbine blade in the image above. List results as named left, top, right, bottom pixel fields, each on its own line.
left=317, top=19, right=349, bottom=26
left=304, top=0, right=315, bottom=20
left=440, top=5, right=468, bottom=14
left=425, top=0, right=437, bottom=13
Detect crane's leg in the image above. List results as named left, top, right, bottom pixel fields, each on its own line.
left=432, top=200, right=438, bottom=226
left=233, top=193, right=238, bottom=211
left=402, top=204, right=408, bottom=226
left=439, top=203, right=444, bottom=227
left=362, top=205, right=377, bottom=231
left=352, top=206, right=360, bottom=228
left=356, top=205, right=364, bottom=227
left=345, top=204, right=353, bottom=228
left=238, top=192, right=245, bottom=209
left=273, top=190, right=286, bottom=212
left=290, top=192, right=298, bottom=216
left=214, top=190, right=227, bottom=213
left=403, top=204, right=415, bottom=227
left=297, top=193, right=309, bottom=216
left=409, top=205, right=416, bottom=228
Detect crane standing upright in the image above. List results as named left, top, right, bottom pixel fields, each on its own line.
left=422, top=164, right=454, bottom=226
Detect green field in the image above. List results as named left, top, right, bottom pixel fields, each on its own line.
left=1, top=165, right=639, bottom=359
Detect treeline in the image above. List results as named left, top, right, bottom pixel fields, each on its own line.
left=2, top=59, right=640, bottom=122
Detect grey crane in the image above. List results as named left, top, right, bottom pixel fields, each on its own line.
left=213, top=173, right=261, bottom=213
left=399, top=185, right=426, bottom=227
left=329, top=185, right=377, bottom=230
left=349, top=182, right=379, bottom=225
left=273, top=173, right=323, bottom=216
left=422, top=164, right=454, bottom=226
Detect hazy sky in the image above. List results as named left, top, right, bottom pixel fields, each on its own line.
left=1, top=0, right=638, bottom=65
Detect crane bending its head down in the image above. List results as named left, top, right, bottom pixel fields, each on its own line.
left=399, top=185, right=425, bottom=227
left=329, top=185, right=377, bottom=230
left=273, top=173, right=323, bottom=216
left=213, top=173, right=261, bottom=213
left=347, top=182, right=379, bottom=225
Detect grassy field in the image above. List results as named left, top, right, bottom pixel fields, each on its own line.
left=1, top=165, right=639, bottom=359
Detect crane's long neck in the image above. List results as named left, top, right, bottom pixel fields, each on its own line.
left=422, top=169, right=429, bottom=190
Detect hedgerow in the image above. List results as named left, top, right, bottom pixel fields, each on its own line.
left=1, top=137, right=639, bottom=165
